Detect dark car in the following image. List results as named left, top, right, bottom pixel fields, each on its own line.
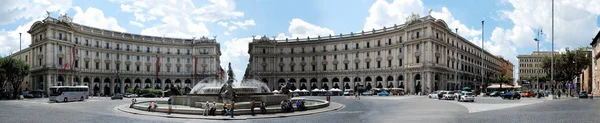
left=489, top=91, right=502, bottom=97
left=579, top=91, right=588, bottom=98
left=501, top=91, right=521, bottom=100
left=111, top=94, right=123, bottom=100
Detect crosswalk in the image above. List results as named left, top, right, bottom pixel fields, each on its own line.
left=448, top=99, right=544, bottom=113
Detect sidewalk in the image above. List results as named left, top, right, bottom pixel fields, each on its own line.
left=117, top=102, right=344, bottom=120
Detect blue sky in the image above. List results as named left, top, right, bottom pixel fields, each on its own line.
left=2, top=0, right=600, bottom=83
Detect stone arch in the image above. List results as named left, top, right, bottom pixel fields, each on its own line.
left=299, top=78, right=308, bottom=90
left=124, top=78, right=132, bottom=92
left=165, top=79, right=172, bottom=89
left=332, top=77, right=340, bottom=89
left=398, top=75, right=404, bottom=88
left=321, top=78, right=329, bottom=90
left=57, top=75, right=65, bottom=86
left=343, top=77, right=351, bottom=89
left=261, top=78, right=268, bottom=84
left=83, top=77, right=90, bottom=86
left=144, top=78, right=151, bottom=89
left=310, top=78, right=318, bottom=90
left=278, top=78, right=286, bottom=90
left=73, top=76, right=80, bottom=86
left=289, top=78, right=297, bottom=90
left=434, top=74, right=440, bottom=91
left=415, top=74, right=422, bottom=94
left=185, top=79, right=192, bottom=93
left=114, top=78, right=121, bottom=94
left=174, top=79, right=182, bottom=89
left=376, top=76, right=383, bottom=88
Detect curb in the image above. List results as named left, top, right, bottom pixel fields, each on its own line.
left=116, top=102, right=344, bottom=120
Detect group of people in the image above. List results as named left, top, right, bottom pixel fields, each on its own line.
left=147, top=100, right=158, bottom=112
left=280, top=99, right=306, bottom=113
left=203, top=101, right=218, bottom=116
left=222, top=101, right=236, bottom=118
left=250, top=99, right=267, bottom=115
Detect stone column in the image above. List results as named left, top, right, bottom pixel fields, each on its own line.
left=46, top=75, right=52, bottom=95
left=427, top=72, right=433, bottom=93
left=120, top=78, right=125, bottom=94
left=100, top=77, right=105, bottom=95
left=109, top=77, right=115, bottom=95
left=161, top=78, right=166, bottom=91
left=151, top=78, right=155, bottom=90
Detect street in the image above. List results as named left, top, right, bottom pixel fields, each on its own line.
left=0, top=96, right=599, bottom=123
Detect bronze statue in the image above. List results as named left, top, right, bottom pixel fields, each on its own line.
left=218, top=62, right=236, bottom=103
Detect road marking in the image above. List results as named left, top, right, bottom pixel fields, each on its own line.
left=449, top=100, right=543, bottom=113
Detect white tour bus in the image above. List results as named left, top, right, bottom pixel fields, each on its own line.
left=49, top=86, right=89, bottom=102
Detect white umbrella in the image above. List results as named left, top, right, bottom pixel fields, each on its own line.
left=293, top=89, right=301, bottom=92
left=312, top=89, right=321, bottom=92
left=273, top=90, right=280, bottom=93
left=329, top=88, right=342, bottom=92
left=301, top=89, right=309, bottom=92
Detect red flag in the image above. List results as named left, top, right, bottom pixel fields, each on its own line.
left=61, top=63, right=69, bottom=73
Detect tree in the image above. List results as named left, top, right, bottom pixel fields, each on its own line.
left=1, top=58, right=30, bottom=99
left=0, top=57, right=6, bottom=89
left=540, top=47, right=591, bottom=90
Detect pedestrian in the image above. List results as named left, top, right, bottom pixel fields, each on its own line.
left=288, top=100, right=294, bottom=112
left=147, top=101, right=153, bottom=111
left=204, top=101, right=209, bottom=116
left=557, top=91, right=562, bottom=99
left=130, top=98, right=136, bottom=108
left=301, top=99, right=306, bottom=111
left=153, top=101, right=158, bottom=112
left=250, top=99, right=256, bottom=116
left=168, top=98, right=173, bottom=115
left=280, top=100, right=286, bottom=113
left=223, top=102, right=229, bottom=116
left=260, top=101, right=267, bottom=114
left=296, top=100, right=302, bottom=111
left=210, top=101, right=216, bottom=116
left=230, top=101, right=236, bottom=118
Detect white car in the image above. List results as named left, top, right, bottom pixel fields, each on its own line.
left=439, top=91, right=456, bottom=100
left=457, top=92, right=475, bottom=102
left=428, top=91, right=441, bottom=99
left=125, top=94, right=138, bottom=98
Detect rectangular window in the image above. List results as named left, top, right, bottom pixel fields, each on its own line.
left=345, top=44, right=348, bottom=50
left=399, top=59, right=403, bottom=66
left=355, top=63, right=359, bottom=69
left=85, top=62, right=89, bottom=69
left=105, top=63, right=109, bottom=70
left=96, top=62, right=99, bottom=69
left=312, top=65, right=316, bottom=71
left=177, top=58, right=180, bottom=62
left=323, top=64, right=326, bottom=71
left=75, top=60, right=79, bottom=68
left=366, top=62, right=370, bottom=69
left=291, top=49, right=294, bottom=54
left=186, top=67, right=191, bottom=73
left=345, top=64, right=348, bottom=70
left=126, top=65, right=130, bottom=71
left=187, top=58, right=190, bottom=63
left=147, top=66, right=150, bottom=72
left=388, top=60, right=392, bottom=67
left=59, top=46, right=62, bottom=52
left=280, top=66, right=284, bottom=72
left=291, top=66, right=294, bottom=72
left=137, top=65, right=140, bottom=71
left=58, top=58, right=62, bottom=65
left=177, top=67, right=180, bottom=73
left=377, top=61, right=381, bottom=68
left=147, top=56, right=150, bottom=61
left=302, top=66, right=305, bottom=71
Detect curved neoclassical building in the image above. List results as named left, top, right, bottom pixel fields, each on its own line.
left=246, top=14, right=508, bottom=94
left=21, top=15, right=221, bottom=96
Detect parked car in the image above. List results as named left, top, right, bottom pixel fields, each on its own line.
left=378, top=91, right=389, bottom=96
left=521, top=91, right=535, bottom=97
left=429, top=91, right=440, bottom=99
left=111, top=94, right=123, bottom=100
left=343, top=89, right=354, bottom=96
left=579, top=91, right=588, bottom=98
left=490, top=91, right=502, bottom=97
left=457, top=92, right=475, bottom=102
left=362, top=91, right=373, bottom=96
left=501, top=91, right=521, bottom=100
left=439, top=91, right=456, bottom=100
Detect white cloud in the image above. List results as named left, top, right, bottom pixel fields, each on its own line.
left=363, top=0, right=424, bottom=31
left=224, top=31, right=230, bottom=36
left=430, top=7, right=482, bottom=39
left=0, top=0, right=72, bottom=25
left=72, top=6, right=126, bottom=32
left=219, top=37, right=254, bottom=81
left=140, top=15, right=209, bottom=38
left=0, top=20, right=35, bottom=56
left=129, top=21, right=144, bottom=28
left=228, top=26, right=238, bottom=31
left=288, top=18, right=335, bottom=39
left=230, top=20, right=255, bottom=29
left=217, top=21, right=228, bottom=27
left=500, top=0, right=600, bottom=49
left=115, top=0, right=243, bottom=22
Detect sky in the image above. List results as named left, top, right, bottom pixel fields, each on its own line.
left=1, top=0, right=600, bottom=83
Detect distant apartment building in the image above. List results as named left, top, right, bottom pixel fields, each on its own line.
left=517, top=51, right=556, bottom=90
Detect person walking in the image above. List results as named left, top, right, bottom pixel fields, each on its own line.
left=557, top=90, right=562, bottom=99
left=250, top=99, right=256, bottom=116
left=230, top=101, right=236, bottom=118
left=167, top=98, right=173, bottom=115
left=296, top=100, right=302, bottom=111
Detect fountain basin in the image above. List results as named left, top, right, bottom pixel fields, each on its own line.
left=172, top=93, right=288, bottom=107
left=197, top=86, right=262, bottom=94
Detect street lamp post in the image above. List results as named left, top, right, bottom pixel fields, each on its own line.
left=481, top=19, right=485, bottom=94
left=534, top=27, right=543, bottom=90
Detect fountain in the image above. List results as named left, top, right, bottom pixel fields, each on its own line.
left=172, top=62, right=288, bottom=108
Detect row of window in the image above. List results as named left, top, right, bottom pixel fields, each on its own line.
left=520, top=69, right=545, bottom=74
left=519, top=58, right=543, bottom=62
left=519, top=64, right=541, bottom=68
left=55, top=59, right=207, bottom=73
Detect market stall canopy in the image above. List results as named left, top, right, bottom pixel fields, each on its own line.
left=487, top=84, right=514, bottom=89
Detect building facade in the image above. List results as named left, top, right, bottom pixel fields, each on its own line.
left=17, top=15, right=221, bottom=96
left=246, top=14, right=507, bottom=94
left=590, top=31, right=600, bottom=96
left=517, top=51, right=555, bottom=90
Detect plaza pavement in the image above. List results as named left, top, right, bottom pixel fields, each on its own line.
left=1, top=95, right=599, bottom=123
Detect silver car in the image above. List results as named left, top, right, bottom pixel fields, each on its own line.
left=457, top=92, right=475, bottom=102
left=428, top=91, right=441, bottom=99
